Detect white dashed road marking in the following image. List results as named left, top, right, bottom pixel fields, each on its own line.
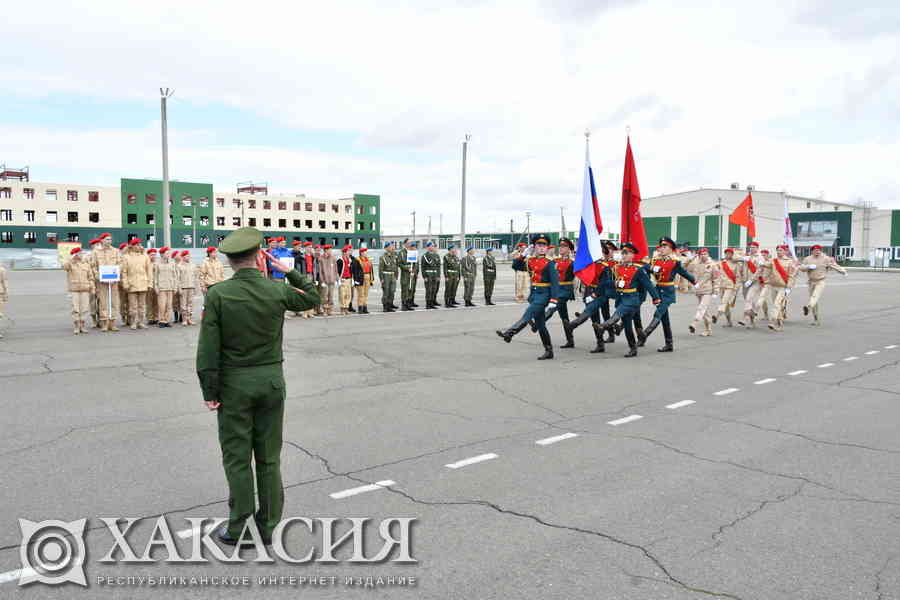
left=754, top=378, right=776, bottom=385
left=330, top=480, right=396, bottom=499
left=176, top=520, right=224, bottom=539
left=445, top=454, right=498, bottom=469
left=788, top=370, right=807, bottom=376
left=865, top=350, right=879, bottom=355
left=607, top=415, right=643, bottom=426
left=666, top=400, right=696, bottom=409
left=886, top=345, right=898, bottom=349
left=818, top=363, right=834, bottom=368
left=714, top=388, right=739, bottom=396
left=844, top=356, right=858, bottom=362
left=0, top=569, right=32, bottom=585
left=536, top=433, right=578, bottom=446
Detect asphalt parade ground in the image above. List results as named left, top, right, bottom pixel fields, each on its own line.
left=1, top=268, right=899, bottom=599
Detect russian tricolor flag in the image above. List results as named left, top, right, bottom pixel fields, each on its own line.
left=574, top=135, right=604, bottom=285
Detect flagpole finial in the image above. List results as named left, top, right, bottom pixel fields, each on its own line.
left=584, top=129, right=590, bottom=139
left=626, top=125, right=631, bottom=137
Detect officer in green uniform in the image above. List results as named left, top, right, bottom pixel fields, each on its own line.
left=420, top=241, right=442, bottom=309
left=398, top=239, right=419, bottom=311
left=196, top=227, right=319, bottom=545
left=442, top=245, right=461, bottom=307
left=461, top=247, right=478, bottom=306
left=482, top=247, right=497, bottom=305
left=378, top=241, right=399, bottom=312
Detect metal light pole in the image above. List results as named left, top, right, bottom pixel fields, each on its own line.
left=193, top=199, right=197, bottom=248
left=411, top=210, right=416, bottom=244
left=160, top=88, right=174, bottom=248
left=460, top=134, right=471, bottom=251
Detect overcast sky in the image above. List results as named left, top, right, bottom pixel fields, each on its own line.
left=2, top=0, right=898, bottom=234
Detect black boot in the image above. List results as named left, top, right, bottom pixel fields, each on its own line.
left=560, top=319, right=575, bottom=348
left=657, top=338, right=674, bottom=352
left=623, top=323, right=638, bottom=357
left=465, top=300, right=475, bottom=307
left=410, top=301, right=419, bottom=307
left=348, top=304, right=356, bottom=313
left=593, top=313, right=622, bottom=335
left=496, top=316, right=530, bottom=343
left=566, top=309, right=593, bottom=332
left=485, top=297, right=495, bottom=305
left=402, top=302, right=413, bottom=311
left=537, top=329, right=554, bottom=360
left=590, top=326, right=605, bottom=353
left=384, top=303, right=394, bottom=313
left=637, top=316, right=660, bottom=346
left=604, top=330, right=616, bottom=343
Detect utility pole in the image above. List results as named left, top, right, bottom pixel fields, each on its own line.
left=460, top=134, right=471, bottom=251
left=411, top=210, right=416, bottom=244
left=560, top=206, right=566, bottom=238
left=439, top=213, right=443, bottom=236
left=717, top=196, right=723, bottom=260
left=160, top=88, right=174, bottom=248
left=193, top=199, right=197, bottom=248
left=427, top=215, right=432, bottom=237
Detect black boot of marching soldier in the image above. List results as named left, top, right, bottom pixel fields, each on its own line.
left=623, top=319, right=638, bottom=358
left=537, top=329, right=554, bottom=360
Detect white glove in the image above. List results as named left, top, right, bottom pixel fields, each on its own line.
left=807, top=264, right=817, bottom=270
left=744, top=280, right=753, bottom=288
left=548, top=299, right=557, bottom=307
left=785, top=288, right=792, bottom=296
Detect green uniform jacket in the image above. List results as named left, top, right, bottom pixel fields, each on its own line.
left=196, top=268, right=319, bottom=403
left=420, top=252, right=441, bottom=278
left=443, top=253, right=461, bottom=278
left=378, top=253, right=399, bottom=283
left=461, top=255, right=477, bottom=279
left=483, top=255, right=497, bottom=280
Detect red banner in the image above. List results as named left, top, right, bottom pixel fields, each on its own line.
left=620, top=137, right=649, bottom=260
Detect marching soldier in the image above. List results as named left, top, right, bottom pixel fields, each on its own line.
left=63, top=246, right=94, bottom=335
left=715, top=248, right=744, bottom=327
left=511, top=242, right=528, bottom=302
left=399, top=239, right=420, bottom=311
left=565, top=240, right=619, bottom=353
left=420, top=242, right=442, bottom=309
left=177, top=250, right=198, bottom=326
left=319, top=244, right=337, bottom=316
left=496, top=234, right=561, bottom=360
left=738, top=242, right=765, bottom=327
left=443, top=245, right=461, bottom=307
left=89, top=233, right=122, bottom=332
left=593, top=242, right=661, bottom=357
left=196, top=227, right=320, bottom=546
left=0, top=258, right=6, bottom=339
left=687, top=248, right=720, bottom=337
left=753, top=249, right=775, bottom=324
left=543, top=238, right=575, bottom=348
left=765, top=244, right=798, bottom=332
left=461, top=247, right=478, bottom=307
left=121, top=238, right=153, bottom=330
left=154, top=247, right=178, bottom=327
left=635, top=237, right=696, bottom=351
left=379, top=241, right=400, bottom=312
left=798, top=244, right=847, bottom=325
left=357, top=247, right=374, bottom=314
left=482, top=247, right=497, bottom=305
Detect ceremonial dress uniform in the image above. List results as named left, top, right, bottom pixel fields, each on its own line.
left=482, top=248, right=497, bottom=305
left=442, top=248, right=461, bottom=307
left=543, top=239, right=576, bottom=348
left=197, top=227, right=319, bottom=544
left=799, top=245, right=847, bottom=325
left=461, top=249, right=478, bottom=307
left=420, top=244, right=442, bottom=309
left=564, top=245, right=618, bottom=353
left=637, top=237, right=696, bottom=351
left=379, top=244, right=400, bottom=312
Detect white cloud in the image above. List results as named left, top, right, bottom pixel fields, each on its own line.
left=1, top=0, right=898, bottom=235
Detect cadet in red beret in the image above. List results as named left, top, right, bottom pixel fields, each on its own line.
left=199, top=246, right=225, bottom=300
left=63, top=244, right=94, bottom=334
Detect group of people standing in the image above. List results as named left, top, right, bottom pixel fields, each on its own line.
left=497, top=234, right=849, bottom=360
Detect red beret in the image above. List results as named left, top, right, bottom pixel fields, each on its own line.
left=118, top=242, right=128, bottom=250
left=159, top=246, right=170, bottom=253
left=811, top=244, right=822, bottom=250
left=776, top=244, right=788, bottom=250
left=170, top=250, right=180, bottom=257
left=147, top=248, right=158, bottom=254
left=516, top=243, right=526, bottom=247
left=359, top=247, right=368, bottom=253
left=88, top=238, right=99, bottom=245
left=100, top=232, right=111, bottom=239
left=70, top=246, right=82, bottom=255
left=129, top=238, right=141, bottom=245
left=724, top=248, right=734, bottom=254
left=291, top=240, right=301, bottom=246
left=698, top=247, right=709, bottom=254
left=761, top=249, right=770, bottom=254
left=181, top=250, right=190, bottom=256
left=749, top=241, right=760, bottom=247
left=323, top=244, right=333, bottom=249
left=303, top=241, right=312, bottom=246
left=314, top=244, right=321, bottom=249
left=342, top=244, right=352, bottom=251
left=206, top=246, right=216, bottom=253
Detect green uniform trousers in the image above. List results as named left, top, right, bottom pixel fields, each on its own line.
left=444, top=276, right=459, bottom=304
left=463, top=276, right=475, bottom=302
left=400, top=270, right=416, bottom=303
left=424, top=277, right=440, bottom=305
left=484, top=277, right=495, bottom=301
left=381, top=273, right=397, bottom=307
left=217, top=364, right=285, bottom=538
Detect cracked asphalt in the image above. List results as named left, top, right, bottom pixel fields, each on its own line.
left=1, top=268, right=899, bottom=599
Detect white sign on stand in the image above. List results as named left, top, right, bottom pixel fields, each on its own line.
left=99, top=265, right=121, bottom=282
left=406, top=250, right=418, bottom=263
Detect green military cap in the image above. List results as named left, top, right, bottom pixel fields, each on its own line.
left=219, top=227, right=263, bottom=255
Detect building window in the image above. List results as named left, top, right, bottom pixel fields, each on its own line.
left=305, top=219, right=313, bottom=228
left=146, top=214, right=155, bottom=225
left=89, top=212, right=99, bottom=223
left=232, top=199, right=242, bottom=208
left=357, top=205, right=364, bottom=215
left=46, top=190, right=57, bottom=201
left=318, top=220, right=326, bottom=229
left=67, top=212, right=78, bottom=223
left=24, top=210, right=36, bottom=223
left=278, top=219, right=287, bottom=228
left=0, top=209, right=11, bottom=222
left=200, top=234, right=210, bottom=246
left=46, top=211, right=58, bottom=223
left=331, top=204, right=339, bottom=213
left=182, top=234, right=193, bottom=246
left=127, top=213, right=138, bottom=225
left=216, top=216, right=225, bottom=226
left=24, top=231, right=37, bottom=244
left=199, top=197, right=209, bottom=208
left=834, top=206, right=839, bottom=211
left=182, top=195, right=193, bottom=207
left=263, top=218, right=272, bottom=227
left=127, top=193, right=137, bottom=204
left=146, top=193, right=156, bottom=204
left=305, top=203, right=313, bottom=211
left=293, top=202, right=301, bottom=211
left=318, top=203, right=326, bottom=212
left=370, top=206, right=377, bottom=216
left=232, top=217, right=241, bottom=227
left=370, top=222, right=376, bottom=231
left=345, top=205, right=352, bottom=214
left=370, top=238, right=378, bottom=248
left=24, top=188, right=35, bottom=199
left=0, top=187, right=10, bottom=199
left=88, top=191, right=99, bottom=202
left=331, top=220, right=339, bottom=229
left=248, top=199, right=257, bottom=209
left=806, top=201, right=811, bottom=209
left=248, top=218, right=257, bottom=227
left=183, top=216, right=192, bottom=226
left=67, top=190, right=78, bottom=201
left=358, top=221, right=365, bottom=230
left=263, top=201, right=272, bottom=210
left=0, top=231, right=12, bottom=243
left=47, top=232, right=58, bottom=244
left=278, top=201, right=287, bottom=210
left=200, top=216, right=209, bottom=226
left=344, top=221, right=352, bottom=230
left=67, top=232, right=80, bottom=242
left=216, top=197, right=225, bottom=208
left=293, top=219, right=301, bottom=228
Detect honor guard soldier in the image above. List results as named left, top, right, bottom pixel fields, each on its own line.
left=443, top=245, right=461, bottom=307
left=121, top=238, right=153, bottom=330
left=511, top=242, right=528, bottom=302
left=764, top=245, right=798, bottom=332
left=482, top=247, right=497, bottom=305
left=379, top=241, right=399, bottom=312
left=0, top=258, right=7, bottom=339
left=565, top=240, right=619, bottom=353
left=461, top=247, right=478, bottom=307
left=357, top=247, right=374, bottom=313
left=543, top=238, right=576, bottom=348
left=420, top=242, right=442, bottom=309
left=593, top=242, right=661, bottom=357
left=63, top=246, right=94, bottom=335
left=715, top=248, right=744, bottom=327
left=496, top=234, right=560, bottom=360
left=399, top=239, right=420, bottom=311
left=636, top=237, right=696, bottom=351
left=799, top=244, right=846, bottom=325
left=90, top=233, right=122, bottom=332
left=196, top=227, right=319, bottom=546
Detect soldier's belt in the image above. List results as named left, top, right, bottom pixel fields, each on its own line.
left=532, top=282, right=551, bottom=287
left=424, top=270, right=437, bottom=274
left=446, top=269, right=458, bottom=273
left=619, top=288, right=637, bottom=293
left=559, top=281, right=573, bottom=285
left=657, top=281, right=676, bottom=286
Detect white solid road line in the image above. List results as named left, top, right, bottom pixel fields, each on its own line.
left=607, top=415, right=643, bottom=426
left=535, top=433, right=578, bottom=446
left=886, top=345, right=898, bottom=349
left=330, top=480, right=396, bottom=499
left=754, top=378, right=776, bottom=385
left=788, top=370, right=807, bottom=376
left=666, top=400, right=696, bottom=409
left=176, top=520, right=223, bottom=539
left=0, top=568, right=33, bottom=585
left=445, top=454, right=498, bottom=469
left=865, top=350, right=880, bottom=355
left=818, top=363, right=835, bottom=368
left=844, top=356, right=859, bottom=361
left=714, top=388, right=739, bottom=396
